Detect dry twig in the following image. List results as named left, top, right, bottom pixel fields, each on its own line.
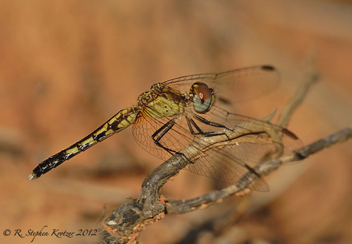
left=99, top=68, right=351, bottom=244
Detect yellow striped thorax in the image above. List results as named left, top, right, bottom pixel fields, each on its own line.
left=138, top=83, right=187, bottom=118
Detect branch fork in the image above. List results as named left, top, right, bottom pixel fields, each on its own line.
left=99, top=68, right=351, bottom=244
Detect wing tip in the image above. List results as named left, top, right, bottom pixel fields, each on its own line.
left=261, top=65, right=276, bottom=71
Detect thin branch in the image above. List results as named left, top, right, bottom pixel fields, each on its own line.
left=277, top=60, right=319, bottom=127
left=98, top=68, right=350, bottom=244
left=99, top=118, right=281, bottom=243
left=100, top=123, right=351, bottom=243
left=166, top=126, right=351, bottom=214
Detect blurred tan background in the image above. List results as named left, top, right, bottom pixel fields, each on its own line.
left=0, top=0, right=351, bottom=243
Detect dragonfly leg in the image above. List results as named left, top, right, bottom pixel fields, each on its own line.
left=151, top=119, right=193, bottom=164
left=186, top=116, right=205, bottom=135
left=193, top=114, right=229, bottom=129
left=152, top=119, right=179, bottom=155
left=189, top=114, right=233, bottom=141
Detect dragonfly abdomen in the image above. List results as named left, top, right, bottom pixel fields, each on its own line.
left=29, top=106, right=139, bottom=180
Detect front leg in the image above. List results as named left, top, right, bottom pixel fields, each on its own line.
left=188, top=114, right=232, bottom=141
left=152, top=119, right=179, bottom=155
left=152, top=118, right=193, bottom=163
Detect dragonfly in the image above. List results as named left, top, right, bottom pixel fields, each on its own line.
left=29, top=65, right=301, bottom=192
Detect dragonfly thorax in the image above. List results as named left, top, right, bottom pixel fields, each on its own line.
left=138, top=83, right=187, bottom=118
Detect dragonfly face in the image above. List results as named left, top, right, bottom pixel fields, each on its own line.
left=30, top=65, right=302, bottom=192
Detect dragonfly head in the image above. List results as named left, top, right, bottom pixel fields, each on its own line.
left=190, top=82, right=215, bottom=114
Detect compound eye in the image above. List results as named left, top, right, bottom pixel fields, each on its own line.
left=192, top=82, right=214, bottom=113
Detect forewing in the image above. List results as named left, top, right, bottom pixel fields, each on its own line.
left=163, top=65, right=279, bottom=104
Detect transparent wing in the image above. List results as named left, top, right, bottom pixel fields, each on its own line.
left=183, top=104, right=302, bottom=153
left=131, top=65, right=300, bottom=192
left=132, top=110, right=194, bottom=161
left=163, top=65, right=279, bottom=104
left=131, top=107, right=294, bottom=192
left=186, top=142, right=272, bottom=192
